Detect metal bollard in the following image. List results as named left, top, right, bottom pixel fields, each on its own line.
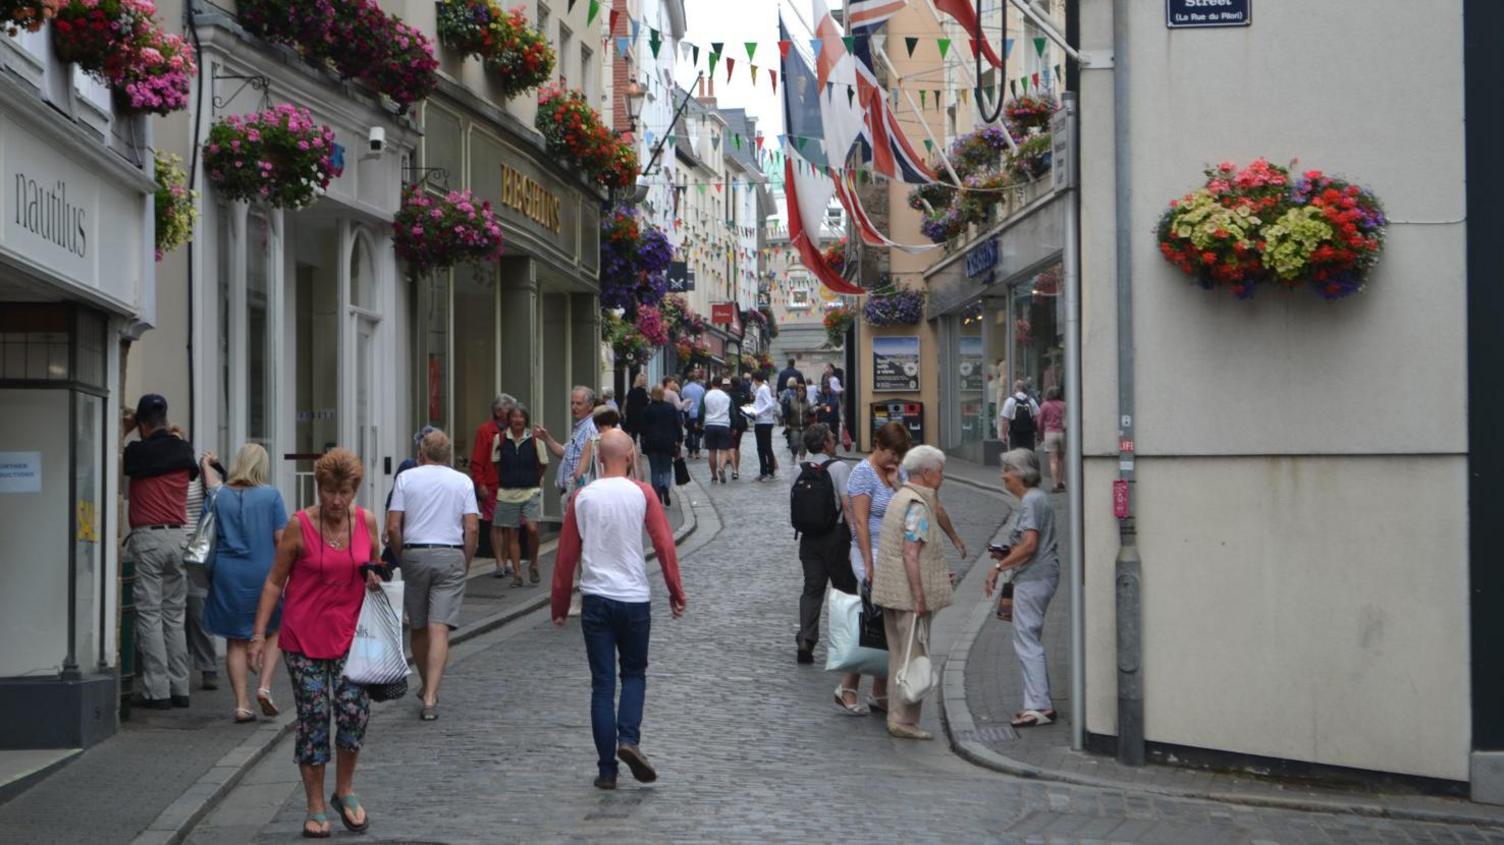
left=1115, top=543, right=1144, bottom=766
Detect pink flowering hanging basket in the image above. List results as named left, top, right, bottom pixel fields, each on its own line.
left=203, top=105, right=337, bottom=210
left=393, top=184, right=505, bottom=274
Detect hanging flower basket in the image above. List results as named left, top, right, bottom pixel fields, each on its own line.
left=821, top=236, right=848, bottom=274
left=1157, top=158, right=1387, bottom=300
left=823, top=305, right=855, bottom=348
left=758, top=304, right=779, bottom=338
left=604, top=311, right=655, bottom=367
left=537, top=84, right=635, bottom=190
left=863, top=288, right=925, bottom=326
left=1005, top=134, right=1053, bottom=182
left=661, top=294, right=707, bottom=340
left=1004, top=95, right=1058, bottom=132
left=1, top=0, right=56, bottom=36
left=52, top=0, right=151, bottom=73
left=203, top=105, right=337, bottom=210
left=394, top=184, right=504, bottom=274
left=757, top=352, right=775, bottom=373
left=153, top=151, right=196, bottom=261
left=738, top=352, right=757, bottom=372
left=600, top=205, right=673, bottom=314
left=907, top=181, right=957, bottom=212
left=437, top=1, right=554, bottom=98
left=115, top=27, right=197, bottom=115
left=634, top=304, right=669, bottom=347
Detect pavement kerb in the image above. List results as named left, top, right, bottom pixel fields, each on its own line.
left=935, top=503, right=1504, bottom=830
left=131, top=481, right=702, bottom=845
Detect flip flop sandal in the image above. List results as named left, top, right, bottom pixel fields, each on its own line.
left=302, top=811, right=331, bottom=838
left=256, top=688, right=279, bottom=717
left=233, top=707, right=256, bottom=724
left=530, top=566, right=540, bottom=584
left=420, top=704, right=438, bottom=721
left=832, top=686, right=869, bottom=716
left=330, top=793, right=370, bottom=833
left=1011, top=709, right=1056, bottom=728
left=511, top=575, right=525, bottom=588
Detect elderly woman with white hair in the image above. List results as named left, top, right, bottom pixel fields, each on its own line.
left=870, top=444, right=954, bottom=739
left=984, top=448, right=1061, bottom=728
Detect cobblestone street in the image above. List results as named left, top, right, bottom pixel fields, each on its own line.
left=188, top=442, right=1504, bottom=844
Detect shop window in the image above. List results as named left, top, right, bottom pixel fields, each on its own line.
left=247, top=211, right=272, bottom=445
left=0, top=308, right=70, bottom=381
left=559, top=25, right=573, bottom=86
left=350, top=231, right=376, bottom=312
left=581, top=45, right=594, bottom=103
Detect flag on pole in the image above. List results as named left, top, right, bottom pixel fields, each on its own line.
left=846, top=0, right=906, bottom=30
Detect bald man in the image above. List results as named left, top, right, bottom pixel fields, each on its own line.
left=553, top=429, right=687, bottom=790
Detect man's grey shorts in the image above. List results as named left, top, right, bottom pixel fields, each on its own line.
left=400, top=547, right=467, bottom=629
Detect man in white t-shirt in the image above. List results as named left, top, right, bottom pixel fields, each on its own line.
left=552, top=430, right=686, bottom=790
left=700, top=379, right=733, bottom=483
left=1000, top=379, right=1042, bottom=452
left=386, top=429, right=479, bottom=721
left=750, top=372, right=779, bottom=481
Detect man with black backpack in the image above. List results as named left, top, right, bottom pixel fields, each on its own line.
left=789, top=423, right=857, bottom=664
left=1002, top=379, right=1042, bottom=452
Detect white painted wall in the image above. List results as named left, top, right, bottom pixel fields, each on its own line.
left=1077, top=0, right=1470, bottom=780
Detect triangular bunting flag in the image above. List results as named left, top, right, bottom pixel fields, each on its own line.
left=1010, top=79, right=1018, bottom=98
left=697, top=184, right=706, bottom=195
left=629, top=17, right=639, bottom=39
left=568, top=0, right=576, bottom=10
left=825, top=81, right=834, bottom=99
left=587, top=0, right=599, bottom=25
left=842, top=35, right=855, bottom=52
left=795, top=136, right=807, bottom=151
left=608, top=8, right=618, bottom=34
left=959, top=88, right=969, bottom=106
left=937, top=37, right=951, bottom=59
left=708, top=51, right=719, bottom=77
left=1031, top=72, right=1040, bottom=89
left=750, top=64, right=758, bottom=84
left=847, top=85, right=855, bottom=107
left=745, top=42, right=757, bottom=61
left=1033, top=37, right=1047, bottom=57
left=711, top=41, right=724, bottom=55
left=919, top=89, right=927, bottom=109
left=691, top=44, right=699, bottom=66
left=615, top=37, right=628, bottom=58
left=755, top=135, right=764, bottom=150
left=1055, top=64, right=1063, bottom=85
left=904, top=36, right=918, bottom=57
left=733, top=134, right=742, bottom=149
left=649, top=28, right=662, bottom=58
left=811, top=38, right=823, bottom=57
left=933, top=90, right=941, bottom=109
left=726, top=57, right=735, bottom=81
left=1041, top=67, right=1050, bottom=88
left=1021, top=75, right=1030, bottom=94
left=1005, top=38, right=1015, bottom=59
left=968, top=38, right=979, bottom=57
left=778, top=40, right=791, bottom=59
left=923, top=138, right=934, bottom=153
left=770, top=69, right=777, bottom=93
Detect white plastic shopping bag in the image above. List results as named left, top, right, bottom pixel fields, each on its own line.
left=343, top=581, right=409, bottom=685
left=824, top=589, right=889, bottom=677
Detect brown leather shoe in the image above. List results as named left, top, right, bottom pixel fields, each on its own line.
left=616, top=744, right=658, bottom=783
left=593, top=774, right=617, bottom=790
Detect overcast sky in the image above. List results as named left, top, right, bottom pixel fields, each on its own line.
left=675, top=0, right=819, bottom=152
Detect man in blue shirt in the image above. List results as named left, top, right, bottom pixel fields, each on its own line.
left=679, top=370, right=706, bottom=459
left=539, top=386, right=599, bottom=495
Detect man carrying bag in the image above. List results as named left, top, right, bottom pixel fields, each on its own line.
left=789, top=424, right=856, bottom=665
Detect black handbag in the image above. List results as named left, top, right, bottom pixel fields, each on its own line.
left=859, top=580, right=888, bottom=651
left=673, top=455, right=691, bottom=486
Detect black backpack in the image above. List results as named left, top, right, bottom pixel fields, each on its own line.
left=1010, top=396, right=1037, bottom=438
left=790, top=459, right=841, bottom=537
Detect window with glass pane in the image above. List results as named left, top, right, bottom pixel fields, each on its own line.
left=74, top=391, right=104, bottom=669
left=218, top=208, right=231, bottom=454
left=957, top=301, right=985, bottom=445
left=0, top=305, right=72, bottom=381
left=247, top=212, right=272, bottom=445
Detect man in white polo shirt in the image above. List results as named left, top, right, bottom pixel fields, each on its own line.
left=386, top=429, right=479, bottom=721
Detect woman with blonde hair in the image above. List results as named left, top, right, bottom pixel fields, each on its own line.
left=250, top=449, right=384, bottom=837
left=203, top=443, right=289, bottom=723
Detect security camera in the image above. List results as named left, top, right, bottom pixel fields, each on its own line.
left=368, top=126, right=386, bottom=153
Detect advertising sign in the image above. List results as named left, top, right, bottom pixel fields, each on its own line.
left=667, top=261, right=694, bottom=292
left=872, top=336, right=921, bottom=392
left=711, top=302, right=736, bottom=324
left=958, top=335, right=985, bottom=392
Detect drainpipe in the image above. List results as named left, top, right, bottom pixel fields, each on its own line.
left=1112, top=0, right=1145, bottom=767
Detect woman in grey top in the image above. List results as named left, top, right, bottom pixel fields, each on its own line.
left=984, top=448, right=1060, bottom=728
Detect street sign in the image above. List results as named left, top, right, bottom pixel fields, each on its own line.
left=1113, top=480, right=1130, bottom=519
left=1166, top=0, right=1250, bottom=29
left=667, top=261, right=694, bottom=292
left=711, top=302, right=735, bottom=324
left=1050, top=100, right=1074, bottom=191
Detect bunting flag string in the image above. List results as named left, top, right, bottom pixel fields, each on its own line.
left=937, top=37, right=951, bottom=59
left=649, top=28, right=662, bottom=58
left=777, top=39, right=791, bottom=59
left=615, top=36, right=628, bottom=59
left=745, top=42, right=757, bottom=61
left=1005, top=37, right=1014, bottom=59
left=750, top=64, right=758, bottom=84
left=904, top=36, right=918, bottom=57
left=629, top=17, right=639, bottom=39
left=770, top=68, right=777, bottom=93
left=726, top=56, right=735, bottom=81
left=586, top=0, right=599, bottom=26
left=607, top=8, right=618, bottom=34
left=1033, top=36, right=1047, bottom=57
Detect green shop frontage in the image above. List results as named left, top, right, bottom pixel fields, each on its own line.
left=412, top=88, right=603, bottom=523
left=924, top=192, right=1067, bottom=466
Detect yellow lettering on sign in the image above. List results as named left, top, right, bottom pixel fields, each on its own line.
left=499, top=164, right=563, bottom=234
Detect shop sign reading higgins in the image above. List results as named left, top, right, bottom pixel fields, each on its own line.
left=500, top=163, right=561, bottom=233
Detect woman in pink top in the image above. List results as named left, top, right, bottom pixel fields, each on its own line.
left=1039, top=387, right=1067, bottom=491
left=249, top=449, right=383, bottom=838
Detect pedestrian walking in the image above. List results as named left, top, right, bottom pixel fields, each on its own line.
left=661, top=377, right=682, bottom=425
left=871, top=445, right=955, bottom=740
left=493, top=405, right=548, bottom=588
left=385, top=430, right=480, bottom=720
left=600, top=386, right=619, bottom=413
left=679, top=370, right=705, bottom=459
left=701, top=378, right=732, bottom=483
left=638, top=385, right=683, bottom=506
left=471, top=394, right=516, bottom=575
left=781, top=377, right=811, bottom=462
left=124, top=394, right=200, bottom=709
left=203, top=444, right=290, bottom=723
left=249, top=448, right=383, bottom=837
left=777, top=358, right=805, bottom=401
left=537, top=386, right=599, bottom=495
left=552, top=430, right=686, bottom=791
left=750, top=372, right=778, bottom=480
left=184, top=445, right=224, bottom=692
left=589, top=406, right=639, bottom=481
left=840, top=421, right=911, bottom=715
left=790, top=424, right=855, bottom=666
left=1039, top=387, right=1066, bottom=491
left=1001, top=380, right=1041, bottom=452
left=984, top=448, right=1061, bottom=728
left=622, top=372, right=650, bottom=445
left=728, top=376, right=750, bottom=480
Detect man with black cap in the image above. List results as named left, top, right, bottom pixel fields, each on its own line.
left=123, top=394, right=200, bottom=709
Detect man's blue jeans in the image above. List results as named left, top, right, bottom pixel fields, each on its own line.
left=581, top=594, right=652, bottom=777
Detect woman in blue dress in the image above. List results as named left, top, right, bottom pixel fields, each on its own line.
left=203, top=443, right=288, bottom=723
